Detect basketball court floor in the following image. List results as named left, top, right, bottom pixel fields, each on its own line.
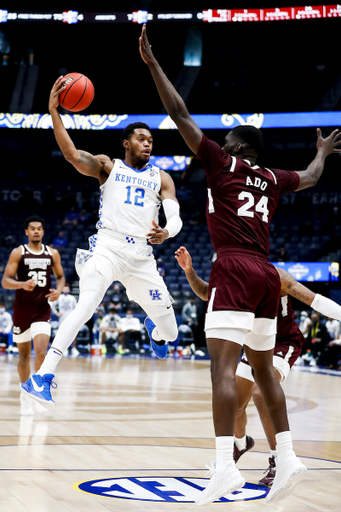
left=0, top=353, right=340, bottom=511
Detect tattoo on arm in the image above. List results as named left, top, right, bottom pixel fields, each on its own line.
left=277, top=268, right=315, bottom=306
left=78, top=150, right=99, bottom=174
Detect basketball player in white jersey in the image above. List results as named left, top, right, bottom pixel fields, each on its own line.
left=21, top=76, right=182, bottom=408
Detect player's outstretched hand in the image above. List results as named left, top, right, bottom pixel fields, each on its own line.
left=23, top=279, right=37, bottom=292
left=139, top=24, right=156, bottom=66
left=175, top=246, right=193, bottom=272
left=48, top=76, right=66, bottom=111
left=46, top=288, right=61, bottom=301
left=316, top=128, right=341, bottom=156
left=147, top=220, right=168, bottom=244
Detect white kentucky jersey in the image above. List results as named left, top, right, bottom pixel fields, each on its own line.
left=96, top=159, right=162, bottom=239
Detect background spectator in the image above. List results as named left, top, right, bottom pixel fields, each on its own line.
left=0, top=304, right=13, bottom=352
left=51, top=231, right=67, bottom=251
left=119, top=310, right=142, bottom=353
left=100, top=306, right=122, bottom=354
left=299, top=311, right=312, bottom=339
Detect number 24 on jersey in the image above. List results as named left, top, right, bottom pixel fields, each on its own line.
left=208, top=189, right=269, bottom=223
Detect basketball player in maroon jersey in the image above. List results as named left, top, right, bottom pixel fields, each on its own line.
left=139, top=25, right=341, bottom=504
left=2, top=216, right=65, bottom=415
left=175, top=246, right=341, bottom=488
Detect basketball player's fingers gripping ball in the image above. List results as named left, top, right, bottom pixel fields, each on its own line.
left=59, top=72, right=95, bottom=112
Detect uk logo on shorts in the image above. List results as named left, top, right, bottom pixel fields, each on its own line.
left=73, top=477, right=269, bottom=502
left=149, top=289, right=162, bottom=301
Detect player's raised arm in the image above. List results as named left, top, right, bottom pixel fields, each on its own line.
left=175, top=246, right=209, bottom=301
left=139, top=24, right=203, bottom=155
left=295, top=128, right=341, bottom=191
left=277, top=267, right=341, bottom=321
left=48, top=76, right=112, bottom=183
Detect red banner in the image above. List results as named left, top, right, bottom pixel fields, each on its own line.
left=325, top=4, right=341, bottom=17
left=263, top=7, right=293, bottom=21
left=230, top=9, right=262, bottom=22
left=293, top=5, right=324, bottom=18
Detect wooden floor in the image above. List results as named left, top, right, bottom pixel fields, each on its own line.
left=0, top=353, right=341, bottom=511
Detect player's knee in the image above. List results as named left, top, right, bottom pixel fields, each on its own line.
left=18, top=351, right=30, bottom=366
left=251, top=383, right=262, bottom=405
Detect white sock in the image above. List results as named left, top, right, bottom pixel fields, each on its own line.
left=151, top=327, right=162, bottom=342
left=37, top=289, right=102, bottom=376
left=270, top=449, right=278, bottom=458
left=37, top=348, right=62, bottom=376
left=216, top=436, right=234, bottom=471
left=275, top=431, right=293, bottom=456
left=235, top=435, right=246, bottom=451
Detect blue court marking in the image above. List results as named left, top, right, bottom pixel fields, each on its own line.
left=0, top=467, right=340, bottom=472
left=75, top=477, right=269, bottom=503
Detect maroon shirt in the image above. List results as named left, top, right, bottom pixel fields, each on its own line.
left=15, top=245, right=53, bottom=305
left=277, top=294, right=305, bottom=349
left=197, top=135, right=300, bottom=256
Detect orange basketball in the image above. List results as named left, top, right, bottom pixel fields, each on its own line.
left=59, top=72, right=94, bottom=112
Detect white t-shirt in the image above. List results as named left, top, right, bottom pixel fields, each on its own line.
left=120, top=315, right=141, bottom=333
left=326, top=319, right=341, bottom=339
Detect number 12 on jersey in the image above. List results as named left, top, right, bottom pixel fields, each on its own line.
left=125, top=186, right=145, bottom=207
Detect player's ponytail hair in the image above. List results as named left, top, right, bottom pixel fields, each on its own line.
left=24, top=215, right=45, bottom=230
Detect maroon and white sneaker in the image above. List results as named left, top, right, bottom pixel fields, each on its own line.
left=233, top=435, right=255, bottom=463
left=258, top=456, right=276, bottom=487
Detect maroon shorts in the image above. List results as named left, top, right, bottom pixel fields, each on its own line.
left=12, top=299, right=51, bottom=335
left=274, top=332, right=305, bottom=369
left=205, top=247, right=281, bottom=348
left=208, top=247, right=280, bottom=317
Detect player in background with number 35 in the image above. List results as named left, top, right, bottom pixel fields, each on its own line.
left=139, top=23, right=341, bottom=505
left=2, top=216, right=65, bottom=415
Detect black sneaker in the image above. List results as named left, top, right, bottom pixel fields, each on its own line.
left=258, top=456, right=276, bottom=487
left=233, top=435, right=255, bottom=463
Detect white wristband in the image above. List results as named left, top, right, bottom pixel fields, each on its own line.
left=162, top=198, right=183, bottom=238
left=310, top=293, right=341, bottom=322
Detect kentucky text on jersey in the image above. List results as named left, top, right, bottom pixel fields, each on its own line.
left=115, top=172, right=158, bottom=191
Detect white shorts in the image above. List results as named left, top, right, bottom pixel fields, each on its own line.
left=236, top=354, right=290, bottom=384
left=13, top=321, right=51, bottom=344
left=205, top=316, right=277, bottom=351
left=75, top=231, right=173, bottom=319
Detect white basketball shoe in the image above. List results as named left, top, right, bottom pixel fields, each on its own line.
left=195, top=462, right=245, bottom=506
left=266, top=450, right=307, bottom=503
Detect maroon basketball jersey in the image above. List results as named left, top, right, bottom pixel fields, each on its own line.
left=15, top=244, right=53, bottom=305
left=197, top=135, right=300, bottom=255
left=277, top=294, right=305, bottom=349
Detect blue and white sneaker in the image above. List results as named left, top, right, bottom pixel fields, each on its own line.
left=144, top=317, right=169, bottom=359
left=21, top=374, right=57, bottom=410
